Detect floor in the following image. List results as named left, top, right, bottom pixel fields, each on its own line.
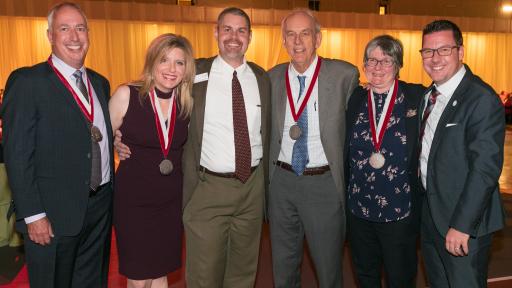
left=1, top=125, right=511, bottom=287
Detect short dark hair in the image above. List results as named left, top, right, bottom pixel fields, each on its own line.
left=422, top=20, right=463, bottom=46
left=217, top=7, right=251, bottom=31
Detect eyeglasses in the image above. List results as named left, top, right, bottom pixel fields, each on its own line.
left=419, top=46, right=459, bottom=59
left=365, top=58, right=394, bottom=68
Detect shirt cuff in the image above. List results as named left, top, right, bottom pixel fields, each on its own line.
left=25, top=213, right=46, bottom=224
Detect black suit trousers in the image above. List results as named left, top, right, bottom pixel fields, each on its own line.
left=24, top=185, right=112, bottom=288
left=421, top=198, right=492, bottom=288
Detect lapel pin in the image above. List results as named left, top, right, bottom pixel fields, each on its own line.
left=452, top=100, right=458, bottom=107
left=406, top=109, right=417, bottom=117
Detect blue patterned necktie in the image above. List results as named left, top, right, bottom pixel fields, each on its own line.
left=291, top=75, right=308, bottom=175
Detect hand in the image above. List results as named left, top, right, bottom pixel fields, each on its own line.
left=445, top=228, right=470, bottom=256
left=114, top=129, right=131, bottom=160
left=27, top=217, right=54, bottom=245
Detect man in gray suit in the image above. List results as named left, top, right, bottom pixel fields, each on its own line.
left=419, top=20, right=505, bottom=287
left=268, top=9, right=359, bottom=287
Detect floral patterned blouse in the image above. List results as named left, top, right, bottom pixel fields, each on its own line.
left=347, top=91, right=411, bottom=222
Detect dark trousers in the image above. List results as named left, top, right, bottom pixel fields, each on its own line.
left=24, top=185, right=113, bottom=288
left=269, top=167, right=344, bottom=288
left=347, top=211, right=419, bottom=288
left=421, top=199, right=492, bottom=288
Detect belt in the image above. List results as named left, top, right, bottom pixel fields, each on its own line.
left=276, top=161, right=330, bottom=176
left=199, top=165, right=258, bottom=179
left=89, top=182, right=110, bottom=197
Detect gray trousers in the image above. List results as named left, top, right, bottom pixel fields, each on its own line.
left=269, top=167, right=345, bottom=288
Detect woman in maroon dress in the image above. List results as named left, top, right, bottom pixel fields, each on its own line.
left=109, top=33, right=194, bottom=288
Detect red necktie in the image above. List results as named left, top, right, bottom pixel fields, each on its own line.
left=232, top=70, right=252, bottom=183
left=420, top=87, right=440, bottom=142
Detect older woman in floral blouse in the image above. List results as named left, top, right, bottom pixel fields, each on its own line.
left=345, top=34, right=425, bottom=287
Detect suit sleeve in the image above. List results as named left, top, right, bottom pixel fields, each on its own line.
left=1, top=70, right=45, bottom=219
left=346, top=68, right=360, bottom=107
left=449, top=91, right=505, bottom=236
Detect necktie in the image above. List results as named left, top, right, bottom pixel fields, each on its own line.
left=420, top=87, right=440, bottom=142
left=232, top=70, right=252, bottom=183
left=291, top=75, right=308, bottom=175
left=73, top=70, right=102, bottom=190
left=73, top=70, right=89, bottom=103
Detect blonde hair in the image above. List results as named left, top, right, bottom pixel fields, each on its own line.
left=132, top=33, right=195, bottom=118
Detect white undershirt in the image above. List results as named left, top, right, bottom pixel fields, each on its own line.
left=200, top=56, right=262, bottom=172
left=278, top=55, right=328, bottom=167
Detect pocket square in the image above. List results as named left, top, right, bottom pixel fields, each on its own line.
left=406, top=109, right=417, bottom=117
left=446, top=123, right=458, bottom=127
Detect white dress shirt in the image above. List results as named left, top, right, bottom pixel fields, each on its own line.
left=278, top=55, right=328, bottom=167
left=25, top=54, right=111, bottom=224
left=420, top=65, right=466, bottom=189
left=200, top=56, right=262, bottom=172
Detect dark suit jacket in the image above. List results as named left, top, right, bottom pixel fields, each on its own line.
left=268, top=58, right=359, bottom=203
left=421, top=64, right=506, bottom=238
left=0, top=61, right=113, bottom=236
left=182, top=56, right=271, bottom=210
left=345, top=81, right=425, bottom=223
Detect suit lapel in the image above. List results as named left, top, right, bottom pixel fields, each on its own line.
left=318, top=60, right=332, bottom=139
left=46, top=63, right=89, bottom=130
left=276, top=66, right=287, bottom=139
left=88, top=70, right=113, bottom=142
left=248, top=62, right=269, bottom=144
left=429, top=68, right=470, bottom=160
left=192, top=57, right=215, bottom=146
left=402, top=84, right=417, bottom=166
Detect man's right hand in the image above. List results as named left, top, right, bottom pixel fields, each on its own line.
left=27, top=217, right=54, bottom=245
left=114, top=130, right=131, bottom=160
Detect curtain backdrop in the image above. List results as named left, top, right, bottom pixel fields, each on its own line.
left=1, top=16, right=512, bottom=93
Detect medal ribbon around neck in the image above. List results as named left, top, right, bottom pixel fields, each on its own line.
left=285, top=57, right=322, bottom=122
left=367, top=79, right=398, bottom=152
left=47, top=56, right=94, bottom=123
left=149, top=88, right=176, bottom=160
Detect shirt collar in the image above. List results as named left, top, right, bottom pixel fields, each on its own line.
left=215, top=55, right=248, bottom=76
left=435, top=65, right=466, bottom=98
left=51, top=54, right=86, bottom=79
left=288, top=54, right=319, bottom=79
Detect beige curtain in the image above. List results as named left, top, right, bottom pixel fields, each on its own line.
left=1, top=16, right=512, bottom=92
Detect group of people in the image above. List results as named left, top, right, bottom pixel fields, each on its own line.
left=0, top=1, right=506, bottom=288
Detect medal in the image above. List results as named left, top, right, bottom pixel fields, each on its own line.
left=159, top=159, right=174, bottom=175
left=369, top=152, right=385, bottom=169
left=149, top=88, right=177, bottom=176
left=289, top=124, right=302, bottom=140
left=285, top=57, right=322, bottom=140
left=90, top=125, right=103, bottom=143
left=367, top=79, right=398, bottom=169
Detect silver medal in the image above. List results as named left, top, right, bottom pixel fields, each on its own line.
left=159, top=159, right=174, bottom=175
left=90, top=125, right=103, bottom=143
left=289, top=124, right=302, bottom=140
left=369, top=152, right=385, bottom=169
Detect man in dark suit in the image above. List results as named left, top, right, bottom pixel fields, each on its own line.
left=268, top=9, right=359, bottom=287
left=0, top=2, right=113, bottom=287
left=418, top=20, right=506, bottom=287
left=114, top=7, right=270, bottom=288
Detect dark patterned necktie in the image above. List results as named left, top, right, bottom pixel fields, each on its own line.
left=419, top=87, right=440, bottom=142
left=291, top=75, right=308, bottom=175
left=73, top=70, right=101, bottom=190
left=73, top=70, right=89, bottom=103
left=232, top=70, right=252, bottom=183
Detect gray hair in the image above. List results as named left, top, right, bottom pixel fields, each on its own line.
left=281, top=9, right=321, bottom=38
left=47, top=2, right=88, bottom=30
left=363, top=34, right=403, bottom=77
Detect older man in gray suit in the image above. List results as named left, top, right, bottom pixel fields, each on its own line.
left=268, top=9, right=359, bottom=288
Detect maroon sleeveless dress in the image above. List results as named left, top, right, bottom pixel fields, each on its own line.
left=114, top=86, right=188, bottom=279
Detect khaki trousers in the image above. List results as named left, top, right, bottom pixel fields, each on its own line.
left=183, top=165, right=264, bottom=288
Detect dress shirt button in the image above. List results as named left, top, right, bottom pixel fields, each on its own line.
left=278, top=139, right=282, bottom=144
left=87, top=153, right=91, bottom=159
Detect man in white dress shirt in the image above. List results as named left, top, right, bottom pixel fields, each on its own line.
left=418, top=19, right=505, bottom=287
left=1, top=2, right=113, bottom=287
left=268, top=10, right=359, bottom=287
